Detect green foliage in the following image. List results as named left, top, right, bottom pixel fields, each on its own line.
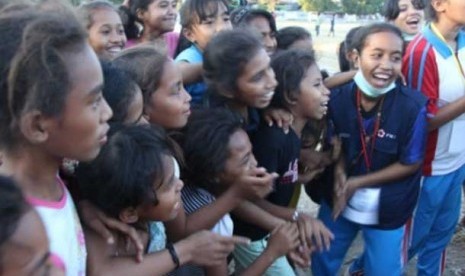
left=298, top=0, right=338, bottom=12
left=340, top=0, right=384, bottom=15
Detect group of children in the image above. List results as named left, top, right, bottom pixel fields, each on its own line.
left=0, top=0, right=464, bottom=275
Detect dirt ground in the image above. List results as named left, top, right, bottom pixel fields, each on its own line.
left=275, top=18, right=465, bottom=275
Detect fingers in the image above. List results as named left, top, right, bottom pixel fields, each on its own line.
left=288, top=250, right=310, bottom=268
left=225, top=235, right=250, bottom=246
left=101, top=218, right=144, bottom=262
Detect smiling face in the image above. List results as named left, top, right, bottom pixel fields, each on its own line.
left=235, top=48, right=277, bottom=109
left=1, top=209, right=64, bottom=276
left=184, top=2, right=232, bottom=50
left=294, top=64, right=330, bottom=120
left=392, top=0, right=424, bottom=36
left=43, top=44, right=113, bottom=162
left=248, top=16, right=277, bottom=56
left=137, top=155, right=184, bottom=222
left=139, top=0, right=178, bottom=35
left=218, top=129, right=257, bottom=186
left=87, top=8, right=127, bottom=58
left=356, top=31, right=403, bottom=89
left=145, top=60, right=192, bottom=129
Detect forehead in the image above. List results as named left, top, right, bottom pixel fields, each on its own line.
left=241, top=48, right=269, bottom=76
left=363, top=31, right=403, bottom=52
left=91, top=8, right=121, bottom=25
left=248, top=16, right=272, bottom=33
left=227, top=129, right=250, bottom=155
left=63, top=43, right=102, bottom=91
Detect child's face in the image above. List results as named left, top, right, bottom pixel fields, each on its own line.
left=393, top=0, right=424, bottom=35
left=219, top=129, right=257, bottom=186
left=356, top=32, right=403, bottom=89
left=138, top=156, right=184, bottom=222
left=1, top=209, right=64, bottom=276
left=139, top=0, right=177, bottom=35
left=235, top=48, right=277, bottom=109
left=184, top=2, right=232, bottom=50
left=295, top=64, right=330, bottom=120
left=146, top=60, right=192, bottom=129
left=124, top=86, right=148, bottom=125
left=43, top=44, right=113, bottom=161
left=248, top=16, right=277, bottom=56
left=288, top=38, right=313, bottom=51
left=88, top=8, right=127, bottom=59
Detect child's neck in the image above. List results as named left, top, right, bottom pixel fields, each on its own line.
left=432, top=20, right=461, bottom=50
left=140, top=27, right=164, bottom=43
left=227, top=101, right=249, bottom=123
left=0, top=146, right=63, bottom=201
left=360, top=93, right=381, bottom=112
left=291, top=115, right=307, bottom=138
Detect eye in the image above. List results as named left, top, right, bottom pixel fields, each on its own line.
left=202, top=19, right=214, bottom=25
left=223, top=15, right=230, bottom=22
left=99, top=29, right=111, bottom=35
left=92, top=94, right=103, bottom=109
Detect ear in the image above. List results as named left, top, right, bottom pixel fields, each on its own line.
left=119, top=207, right=139, bottom=224
left=431, top=0, right=446, bottom=14
left=351, top=49, right=361, bottom=69
left=18, top=110, right=49, bottom=144
left=136, top=8, right=146, bottom=22
left=182, top=28, right=196, bottom=43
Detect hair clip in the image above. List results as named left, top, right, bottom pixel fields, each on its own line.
left=232, top=7, right=250, bottom=25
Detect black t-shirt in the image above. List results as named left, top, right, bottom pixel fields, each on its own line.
left=232, top=123, right=301, bottom=241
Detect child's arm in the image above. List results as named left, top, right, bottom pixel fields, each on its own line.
left=165, top=168, right=275, bottom=241
left=323, top=70, right=356, bottom=89
left=178, top=62, right=203, bottom=84
left=78, top=200, right=144, bottom=262
left=332, top=161, right=422, bottom=219
left=86, top=229, right=249, bottom=276
left=239, top=223, right=300, bottom=276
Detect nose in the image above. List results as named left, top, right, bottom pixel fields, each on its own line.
left=176, top=178, right=184, bottom=192
left=182, top=86, right=192, bottom=103
left=101, top=98, right=113, bottom=123
left=322, top=84, right=330, bottom=97
left=250, top=154, right=258, bottom=168
left=264, top=35, right=277, bottom=54
left=216, top=19, right=232, bottom=33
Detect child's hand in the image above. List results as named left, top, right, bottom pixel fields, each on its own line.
left=231, top=167, right=277, bottom=200
left=262, top=108, right=294, bottom=134
left=265, top=223, right=300, bottom=259
left=78, top=200, right=144, bottom=262
left=330, top=136, right=342, bottom=161
left=177, top=230, right=250, bottom=267
left=296, top=213, right=334, bottom=252
left=332, top=176, right=359, bottom=220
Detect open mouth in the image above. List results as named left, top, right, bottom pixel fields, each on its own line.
left=261, top=91, right=275, bottom=101
left=372, top=73, right=393, bottom=87
left=106, top=46, right=123, bottom=55
left=406, top=18, right=420, bottom=27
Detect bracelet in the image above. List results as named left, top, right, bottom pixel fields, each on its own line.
left=166, top=243, right=180, bottom=268
left=292, top=210, right=300, bottom=221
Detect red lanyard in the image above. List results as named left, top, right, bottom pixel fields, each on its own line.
left=356, top=89, right=384, bottom=171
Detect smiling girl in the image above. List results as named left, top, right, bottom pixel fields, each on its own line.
left=383, top=0, right=425, bottom=44
left=311, top=23, right=428, bottom=276
left=79, top=1, right=127, bottom=59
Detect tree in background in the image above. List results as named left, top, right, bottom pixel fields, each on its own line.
left=340, top=0, right=384, bottom=15
left=298, top=0, right=338, bottom=12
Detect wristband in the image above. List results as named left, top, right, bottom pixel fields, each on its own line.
left=167, top=243, right=180, bottom=268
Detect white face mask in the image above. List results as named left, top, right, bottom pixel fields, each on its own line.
left=353, top=70, right=395, bottom=98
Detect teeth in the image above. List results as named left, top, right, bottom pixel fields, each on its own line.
left=264, top=91, right=274, bottom=98
left=374, top=73, right=390, bottom=80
